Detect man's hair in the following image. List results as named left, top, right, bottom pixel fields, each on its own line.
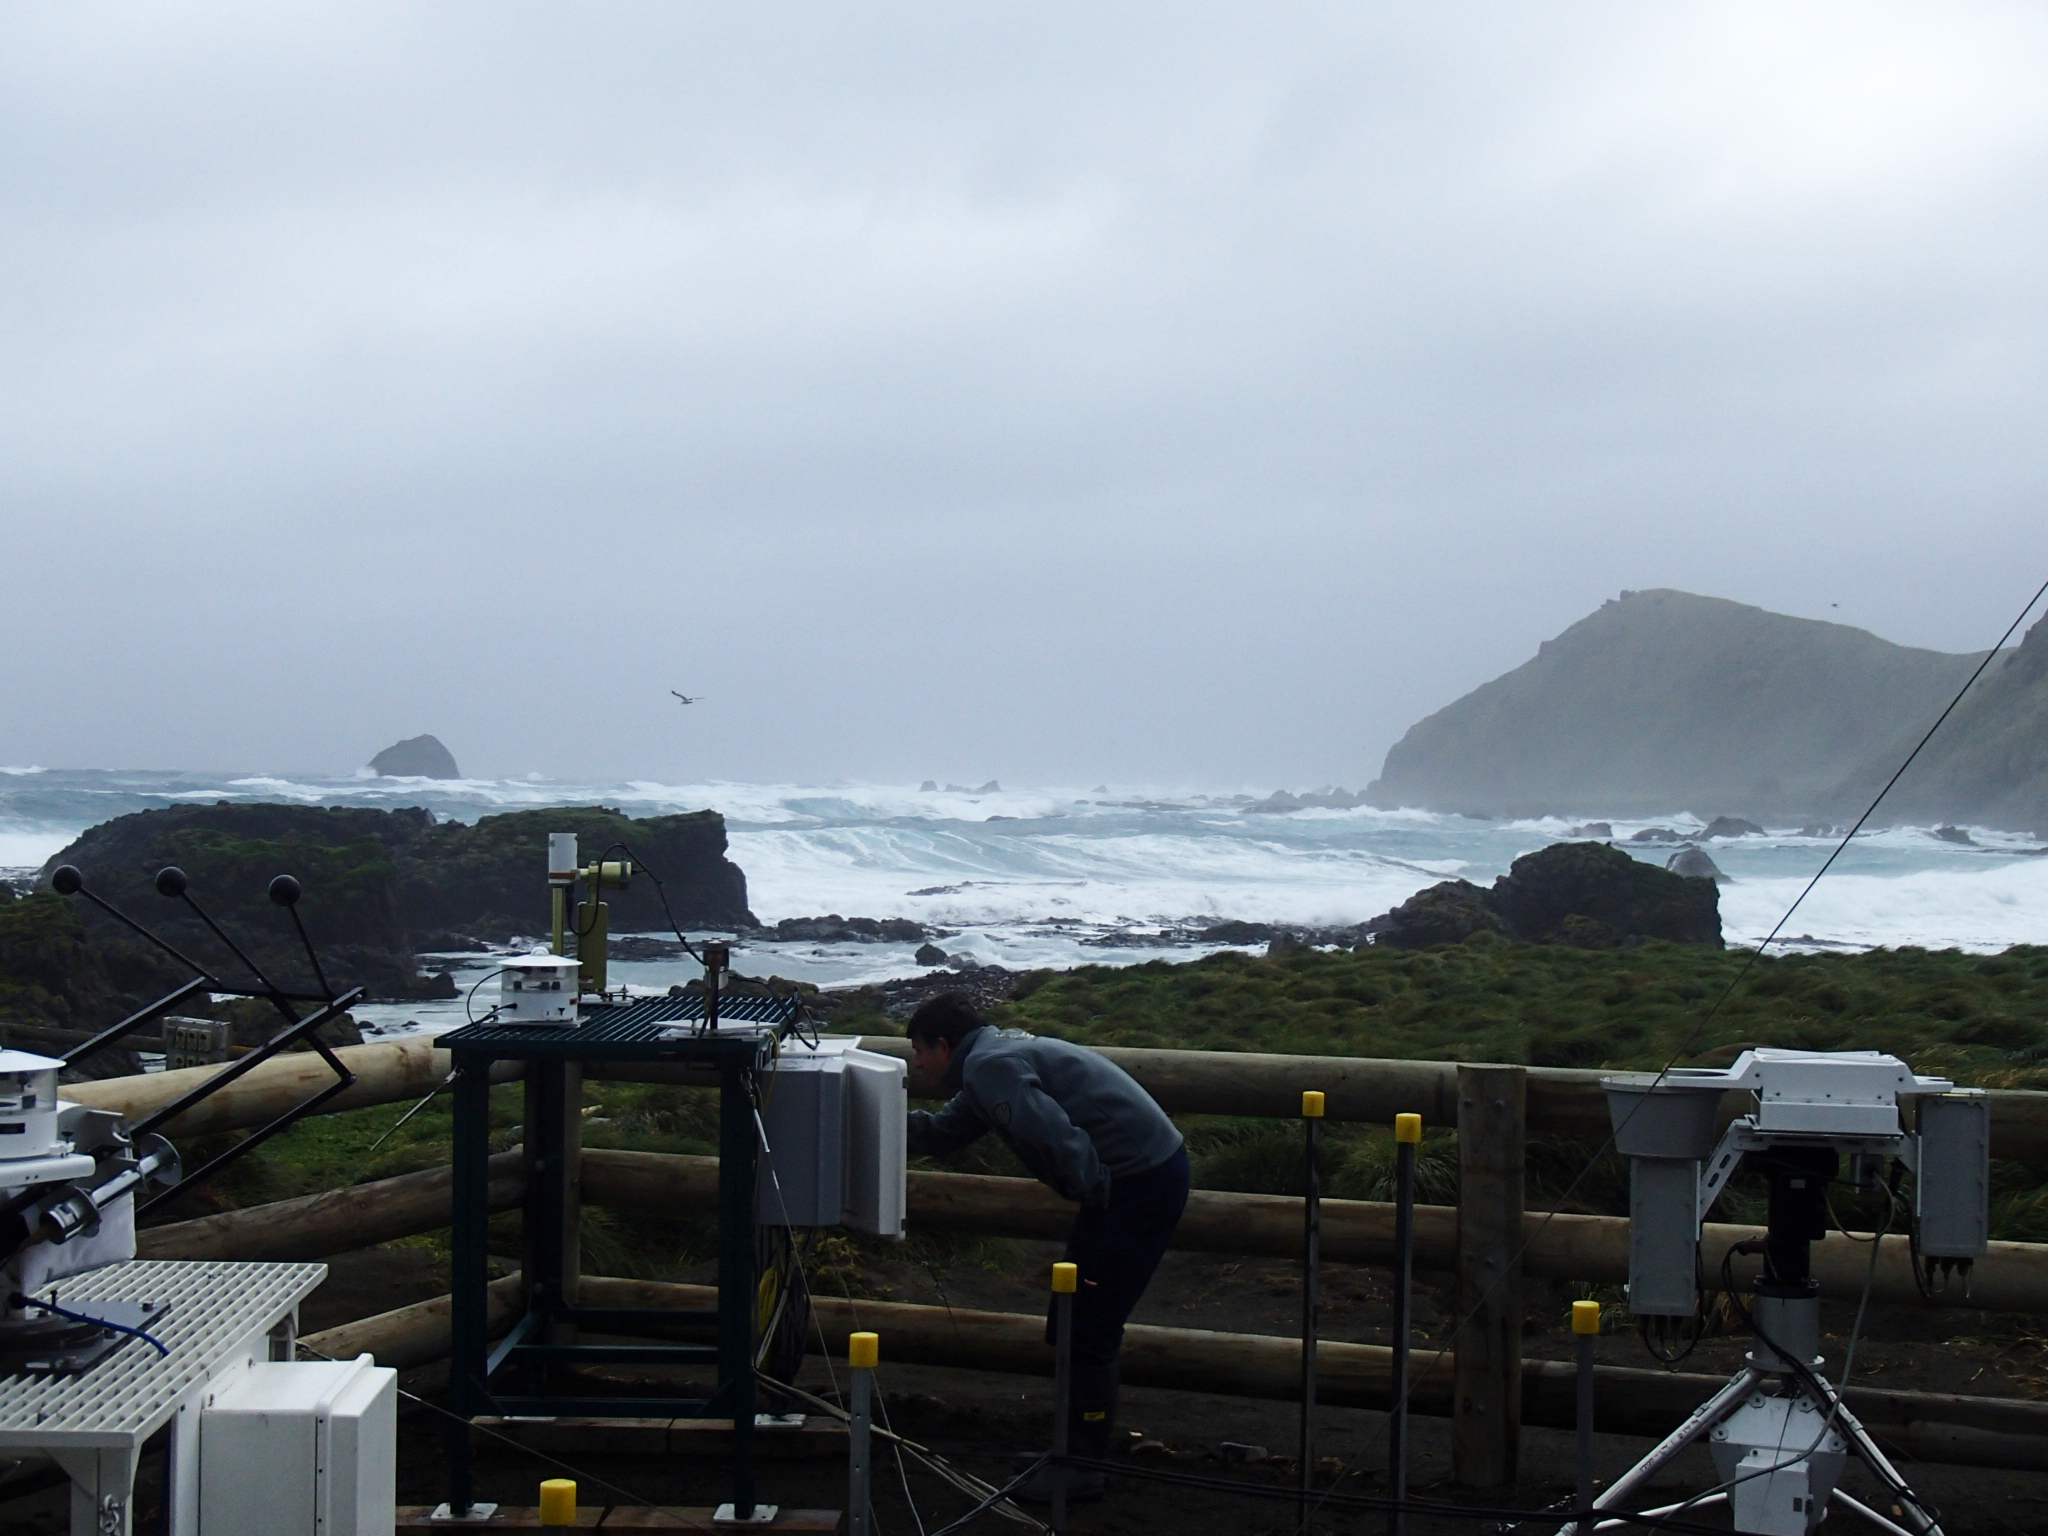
left=907, top=993, right=984, bottom=1049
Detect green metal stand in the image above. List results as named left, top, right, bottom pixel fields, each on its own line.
left=441, top=994, right=797, bottom=1520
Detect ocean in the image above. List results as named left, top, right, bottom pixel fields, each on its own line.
left=4, top=766, right=2045, bottom=1035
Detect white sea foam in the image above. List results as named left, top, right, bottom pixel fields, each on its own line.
left=6, top=770, right=2046, bottom=984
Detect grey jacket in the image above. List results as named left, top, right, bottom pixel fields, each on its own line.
left=906, top=1027, right=1184, bottom=1208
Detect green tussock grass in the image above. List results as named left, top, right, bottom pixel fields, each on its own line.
left=153, top=939, right=2048, bottom=1263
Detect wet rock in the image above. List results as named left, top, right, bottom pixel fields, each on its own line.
left=368, top=734, right=461, bottom=779
left=1371, top=841, right=1721, bottom=949
left=914, top=943, right=949, bottom=967
left=1699, top=816, right=1766, bottom=839
left=919, top=781, right=939, bottom=792
left=1371, top=880, right=1507, bottom=949
left=762, top=915, right=927, bottom=944
left=1629, top=827, right=1682, bottom=843
left=1195, top=920, right=1275, bottom=945
left=1665, top=845, right=1730, bottom=884
left=1933, top=825, right=1976, bottom=845
left=1797, top=824, right=1838, bottom=838
left=1568, top=822, right=1614, bottom=839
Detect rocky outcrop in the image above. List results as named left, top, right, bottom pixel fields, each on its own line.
left=368, top=735, right=461, bottom=779
left=1365, top=589, right=1985, bottom=820
left=754, top=915, right=927, bottom=944
left=1699, top=817, right=1765, bottom=839
left=1372, top=841, right=1720, bottom=949
left=1666, top=845, right=1730, bottom=884
left=32, top=802, right=753, bottom=1002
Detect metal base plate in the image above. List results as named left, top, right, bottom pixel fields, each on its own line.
left=425, top=1503, right=501, bottom=1522
left=0, top=1299, right=169, bottom=1375
left=713, top=1505, right=781, bottom=1525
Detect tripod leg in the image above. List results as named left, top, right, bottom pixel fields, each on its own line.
left=1806, top=1387, right=1942, bottom=1536
left=1829, top=1488, right=1919, bottom=1536
left=1558, top=1369, right=1759, bottom=1536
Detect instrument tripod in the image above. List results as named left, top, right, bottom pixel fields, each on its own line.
left=1563, top=1149, right=1942, bottom=1536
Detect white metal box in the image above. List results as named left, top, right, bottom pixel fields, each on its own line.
left=494, top=955, right=582, bottom=1026
left=200, top=1354, right=396, bottom=1536
left=756, top=1041, right=907, bottom=1236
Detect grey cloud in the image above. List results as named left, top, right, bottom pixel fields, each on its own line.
left=2, top=3, right=2046, bottom=785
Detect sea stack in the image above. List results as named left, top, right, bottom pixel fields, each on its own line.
left=369, top=734, right=461, bottom=779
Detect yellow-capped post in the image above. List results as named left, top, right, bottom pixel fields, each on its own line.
left=1050, top=1261, right=1079, bottom=1528
left=849, top=1333, right=880, bottom=1536
left=1388, top=1113, right=1423, bottom=1536
left=539, top=1478, right=576, bottom=1531
left=1573, top=1300, right=1601, bottom=1522
left=1300, top=1089, right=1325, bottom=1514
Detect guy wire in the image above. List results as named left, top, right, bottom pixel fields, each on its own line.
left=1297, top=569, right=2048, bottom=1534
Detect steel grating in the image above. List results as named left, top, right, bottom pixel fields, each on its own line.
left=441, top=991, right=800, bottom=1060
left=0, top=1259, right=325, bottom=1447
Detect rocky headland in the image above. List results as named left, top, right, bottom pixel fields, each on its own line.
left=23, top=801, right=752, bottom=1015
left=1364, top=588, right=1994, bottom=824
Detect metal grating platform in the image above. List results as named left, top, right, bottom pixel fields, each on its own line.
left=441, top=992, right=801, bottom=1061
left=0, top=1259, right=325, bottom=1447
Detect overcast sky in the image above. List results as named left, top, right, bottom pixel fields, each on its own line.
left=4, top=3, right=2046, bottom=787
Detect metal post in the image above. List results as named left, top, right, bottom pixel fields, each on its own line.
left=1388, top=1112, right=1420, bottom=1536
left=1301, top=1089, right=1324, bottom=1513
left=848, top=1333, right=878, bottom=1536
left=1573, top=1299, right=1600, bottom=1523
left=1051, top=1261, right=1077, bottom=1534
left=719, top=1062, right=760, bottom=1521
left=446, top=1058, right=489, bottom=1518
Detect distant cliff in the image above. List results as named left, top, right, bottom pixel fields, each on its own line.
left=1366, top=590, right=1985, bottom=821
left=1837, top=612, right=2048, bottom=831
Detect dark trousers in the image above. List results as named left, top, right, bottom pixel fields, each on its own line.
left=1048, top=1145, right=1191, bottom=1371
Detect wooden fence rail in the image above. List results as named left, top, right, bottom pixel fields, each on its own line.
left=60, top=1038, right=2048, bottom=1163
left=134, top=1146, right=2048, bottom=1314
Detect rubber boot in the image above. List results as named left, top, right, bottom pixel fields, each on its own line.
left=1013, top=1363, right=1117, bottom=1505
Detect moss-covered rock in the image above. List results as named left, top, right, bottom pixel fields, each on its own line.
left=28, top=800, right=752, bottom=1009
left=1375, top=840, right=1719, bottom=949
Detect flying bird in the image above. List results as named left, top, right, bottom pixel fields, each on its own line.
left=671, top=691, right=701, bottom=705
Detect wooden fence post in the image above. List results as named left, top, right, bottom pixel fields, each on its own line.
left=1454, top=1063, right=1525, bottom=1488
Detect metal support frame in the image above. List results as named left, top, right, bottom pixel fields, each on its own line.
left=442, top=998, right=788, bottom=1522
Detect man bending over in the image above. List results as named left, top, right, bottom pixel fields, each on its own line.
left=905, top=994, right=1190, bottom=1502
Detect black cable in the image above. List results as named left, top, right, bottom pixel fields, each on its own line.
left=924, top=1456, right=1049, bottom=1536
left=462, top=968, right=509, bottom=1026
left=1037, top=1454, right=1744, bottom=1535
left=602, top=840, right=712, bottom=964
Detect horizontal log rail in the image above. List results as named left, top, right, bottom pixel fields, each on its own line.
left=52, top=1037, right=2048, bottom=1164
left=143, top=1142, right=2048, bottom=1314
left=65, top=1038, right=523, bottom=1138
left=137, top=1150, right=527, bottom=1262
left=579, top=1150, right=2048, bottom=1314
left=297, top=1274, right=2048, bottom=1473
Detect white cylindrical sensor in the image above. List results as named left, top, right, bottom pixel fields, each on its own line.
left=0, top=1050, right=65, bottom=1158
left=548, top=832, right=578, bottom=884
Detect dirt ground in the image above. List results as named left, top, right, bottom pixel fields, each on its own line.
left=3, top=1243, right=2046, bottom=1534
